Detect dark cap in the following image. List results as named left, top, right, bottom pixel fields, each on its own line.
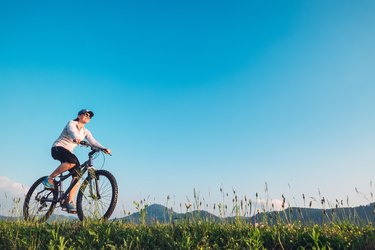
left=78, top=109, right=94, bottom=118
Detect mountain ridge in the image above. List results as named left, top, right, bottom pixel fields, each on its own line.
left=119, top=202, right=375, bottom=224
left=1, top=203, right=373, bottom=224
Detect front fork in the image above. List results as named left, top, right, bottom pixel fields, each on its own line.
left=88, top=167, right=101, bottom=199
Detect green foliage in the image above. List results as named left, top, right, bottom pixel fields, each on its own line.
left=0, top=220, right=374, bottom=249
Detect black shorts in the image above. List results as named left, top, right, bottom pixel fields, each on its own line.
left=51, top=146, right=81, bottom=177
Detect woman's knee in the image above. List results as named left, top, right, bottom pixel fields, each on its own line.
left=62, top=162, right=76, bottom=168
left=68, top=163, right=76, bottom=168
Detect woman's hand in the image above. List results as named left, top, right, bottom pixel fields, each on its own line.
left=104, top=148, right=112, bottom=155
left=73, top=139, right=81, bottom=144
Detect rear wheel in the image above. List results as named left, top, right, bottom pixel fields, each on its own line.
left=77, top=170, right=118, bottom=221
left=23, top=176, right=58, bottom=222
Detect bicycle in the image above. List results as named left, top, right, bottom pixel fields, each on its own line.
left=23, top=141, right=118, bottom=222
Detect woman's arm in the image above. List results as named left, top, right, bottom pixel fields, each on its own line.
left=85, top=129, right=106, bottom=149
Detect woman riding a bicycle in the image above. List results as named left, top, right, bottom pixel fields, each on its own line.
left=43, top=109, right=111, bottom=213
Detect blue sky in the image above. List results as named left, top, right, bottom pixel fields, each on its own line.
left=1, top=1, right=374, bottom=217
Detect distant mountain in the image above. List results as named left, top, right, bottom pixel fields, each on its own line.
left=119, top=203, right=375, bottom=225
left=0, top=215, right=19, bottom=221
left=0, top=214, right=76, bottom=222
left=249, top=203, right=375, bottom=225
left=2, top=203, right=373, bottom=224
left=121, top=204, right=180, bottom=224
left=47, top=214, right=77, bottom=222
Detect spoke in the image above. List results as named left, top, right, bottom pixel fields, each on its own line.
left=25, top=182, right=55, bottom=221
left=80, top=174, right=114, bottom=219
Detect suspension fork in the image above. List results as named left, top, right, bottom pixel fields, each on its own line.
left=88, top=167, right=101, bottom=199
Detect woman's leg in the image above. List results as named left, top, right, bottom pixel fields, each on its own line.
left=49, top=162, right=76, bottom=179
left=44, top=162, right=76, bottom=187
left=68, top=177, right=80, bottom=204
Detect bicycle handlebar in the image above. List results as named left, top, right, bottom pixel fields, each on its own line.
left=74, top=140, right=112, bottom=156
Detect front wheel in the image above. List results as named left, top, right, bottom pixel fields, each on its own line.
left=77, top=169, right=118, bottom=221
left=23, top=176, right=58, bottom=222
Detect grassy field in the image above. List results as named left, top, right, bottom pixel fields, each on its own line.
left=0, top=218, right=374, bottom=249
left=1, top=185, right=374, bottom=249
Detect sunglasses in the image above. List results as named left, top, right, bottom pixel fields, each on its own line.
left=84, top=113, right=92, bottom=118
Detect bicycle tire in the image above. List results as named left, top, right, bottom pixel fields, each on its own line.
left=23, top=176, right=58, bottom=222
left=76, top=169, right=118, bottom=221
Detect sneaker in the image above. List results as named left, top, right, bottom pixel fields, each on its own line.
left=66, top=202, right=77, bottom=214
left=42, top=177, right=54, bottom=189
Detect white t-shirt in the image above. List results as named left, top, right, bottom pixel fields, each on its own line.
left=52, top=120, right=105, bottom=153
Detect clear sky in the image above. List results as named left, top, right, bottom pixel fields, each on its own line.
left=1, top=1, right=374, bottom=217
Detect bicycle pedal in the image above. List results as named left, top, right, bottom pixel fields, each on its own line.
left=61, top=203, right=68, bottom=211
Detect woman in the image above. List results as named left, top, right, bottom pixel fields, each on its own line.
left=43, top=109, right=111, bottom=213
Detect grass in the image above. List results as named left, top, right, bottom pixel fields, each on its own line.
left=1, top=183, right=374, bottom=249
left=0, top=219, right=374, bottom=249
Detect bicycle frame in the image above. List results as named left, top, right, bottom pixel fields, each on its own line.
left=42, top=148, right=101, bottom=205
